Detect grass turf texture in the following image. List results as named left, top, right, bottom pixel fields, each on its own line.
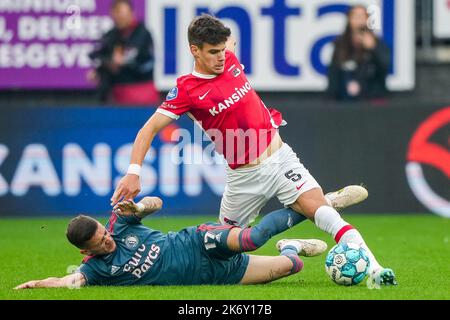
left=1, top=214, right=449, bottom=300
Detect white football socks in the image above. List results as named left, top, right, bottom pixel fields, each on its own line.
left=337, top=228, right=382, bottom=274
left=314, top=205, right=347, bottom=238
left=314, top=205, right=382, bottom=274
left=281, top=240, right=302, bottom=253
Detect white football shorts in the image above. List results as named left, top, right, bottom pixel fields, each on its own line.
left=219, top=143, right=322, bottom=227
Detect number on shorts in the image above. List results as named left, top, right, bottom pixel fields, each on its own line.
left=284, top=170, right=302, bottom=182
left=204, top=232, right=217, bottom=250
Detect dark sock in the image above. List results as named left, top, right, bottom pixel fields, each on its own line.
left=238, top=208, right=306, bottom=252
left=281, top=245, right=303, bottom=274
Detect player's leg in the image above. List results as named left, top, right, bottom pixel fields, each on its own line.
left=239, top=251, right=303, bottom=284
left=219, top=148, right=368, bottom=228
left=201, top=208, right=326, bottom=257
left=203, top=208, right=303, bottom=257
left=230, top=208, right=304, bottom=252
left=291, top=188, right=397, bottom=285
left=227, top=208, right=325, bottom=256
left=273, top=144, right=396, bottom=285
left=219, top=166, right=271, bottom=227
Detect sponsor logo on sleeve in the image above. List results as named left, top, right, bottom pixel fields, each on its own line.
left=166, top=87, right=178, bottom=101
left=232, top=68, right=241, bottom=77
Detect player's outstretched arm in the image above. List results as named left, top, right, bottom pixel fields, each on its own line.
left=113, top=196, right=163, bottom=220
left=14, top=273, right=86, bottom=290
left=111, top=113, right=173, bottom=206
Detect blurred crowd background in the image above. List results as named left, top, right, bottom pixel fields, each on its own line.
left=1, top=0, right=449, bottom=107
left=0, top=0, right=449, bottom=218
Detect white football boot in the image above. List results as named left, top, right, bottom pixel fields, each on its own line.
left=369, top=268, right=398, bottom=286
left=276, top=239, right=328, bottom=257
left=325, top=185, right=368, bottom=211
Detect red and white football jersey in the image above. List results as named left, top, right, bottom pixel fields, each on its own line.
left=157, top=50, right=284, bottom=169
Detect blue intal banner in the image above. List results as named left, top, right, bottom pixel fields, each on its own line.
left=148, top=0, right=414, bottom=91
left=0, top=107, right=226, bottom=216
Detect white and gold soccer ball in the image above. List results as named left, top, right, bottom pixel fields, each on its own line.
left=325, top=243, right=370, bottom=286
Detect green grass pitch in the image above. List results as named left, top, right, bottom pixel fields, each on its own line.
left=1, top=214, right=449, bottom=300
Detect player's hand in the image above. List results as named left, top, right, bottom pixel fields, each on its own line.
left=14, top=280, right=38, bottom=290
left=111, top=174, right=141, bottom=206
left=113, top=200, right=139, bottom=217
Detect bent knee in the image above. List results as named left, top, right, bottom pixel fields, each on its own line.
left=291, top=193, right=328, bottom=218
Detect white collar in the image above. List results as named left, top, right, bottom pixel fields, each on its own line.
left=192, top=68, right=217, bottom=79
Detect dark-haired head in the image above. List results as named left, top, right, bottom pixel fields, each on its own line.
left=347, top=5, right=369, bottom=33
left=188, top=14, right=231, bottom=48
left=66, top=215, right=116, bottom=256
left=188, top=14, right=231, bottom=75
left=334, top=5, right=373, bottom=64
left=66, top=215, right=98, bottom=249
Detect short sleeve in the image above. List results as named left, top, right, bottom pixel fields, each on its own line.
left=157, top=85, right=192, bottom=120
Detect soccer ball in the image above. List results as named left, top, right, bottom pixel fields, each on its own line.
left=325, top=243, right=370, bottom=286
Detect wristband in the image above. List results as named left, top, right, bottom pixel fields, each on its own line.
left=136, top=202, right=145, bottom=213
left=133, top=202, right=145, bottom=219
left=127, top=164, right=141, bottom=176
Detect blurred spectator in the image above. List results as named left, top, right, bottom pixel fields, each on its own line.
left=327, top=5, right=391, bottom=101
left=87, top=0, right=160, bottom=106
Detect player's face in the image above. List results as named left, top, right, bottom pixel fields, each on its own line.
left=82, top=223, right=116, bottom=256
left=191, top=42, right=227, bottom=75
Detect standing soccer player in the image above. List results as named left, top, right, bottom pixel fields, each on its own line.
left=111, top=14, right=396, bottom=285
